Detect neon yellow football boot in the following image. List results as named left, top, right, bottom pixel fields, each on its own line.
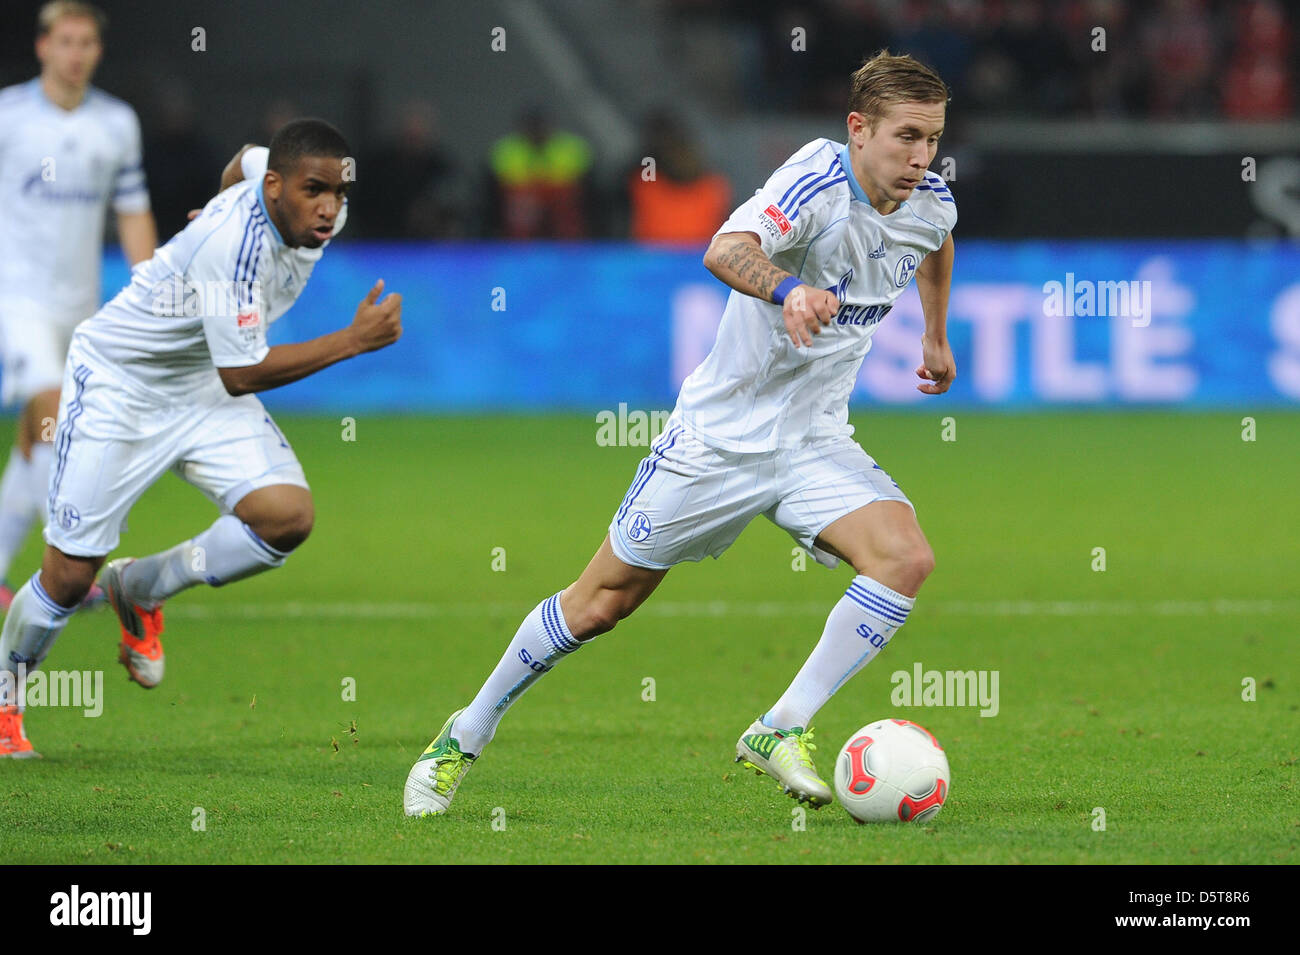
left=735, top=718, right=832, bottom=807
left=404, top=708, right=476, bottom=817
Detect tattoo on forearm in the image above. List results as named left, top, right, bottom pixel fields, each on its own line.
left=715, top=239, right=789, bottom=300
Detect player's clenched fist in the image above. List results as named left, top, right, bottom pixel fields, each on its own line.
left=915, top=334, right=956, bottom=394
left=783, top=285, right=840, bottom=348
left=350, top=279, right=403, bottom=352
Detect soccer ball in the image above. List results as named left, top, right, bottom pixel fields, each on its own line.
left=834, top=719, right=950, bottom=823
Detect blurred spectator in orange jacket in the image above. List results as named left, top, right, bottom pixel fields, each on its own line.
left=627, top=111, right=731, bottom=243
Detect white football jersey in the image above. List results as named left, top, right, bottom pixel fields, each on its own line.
left=72, top=169, right=343, bottom=405
left=676, top=138, right=956, bottom=451
left=0, top=79, right=149, bottom=324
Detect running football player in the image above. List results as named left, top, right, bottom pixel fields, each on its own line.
left=405, top=51, right=957, bottom=815
left=0, top=119, right=401, bottom=757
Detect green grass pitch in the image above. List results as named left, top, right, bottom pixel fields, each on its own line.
left=1, top=411, right=1296, bottom=864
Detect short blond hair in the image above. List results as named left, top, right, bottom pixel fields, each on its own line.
left=848, top=50, right=949, bottom=130
left=37, top=1, right=107, bottom=38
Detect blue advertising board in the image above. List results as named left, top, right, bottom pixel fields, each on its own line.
left=83, top=240, right=1300, bottom=411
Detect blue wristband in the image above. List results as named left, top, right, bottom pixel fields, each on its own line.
left=771, top=276, right=802, bottom=305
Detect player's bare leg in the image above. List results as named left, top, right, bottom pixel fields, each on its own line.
left=814, top=500, right=935, bottom=598
left=36, top=544, right=104, bottom=607
left=405, top=537, right=667, bottom=816
left=0, top=388, right=79, bottom=611
left=558, top=537, right=667, bottom=638
left=100, top=484, right=314, bottom=688
left=0, top=545, right=104, bottom=756
left=740, top=501, right=935, bottom=805
left=232, top=484, right=315, bottom=553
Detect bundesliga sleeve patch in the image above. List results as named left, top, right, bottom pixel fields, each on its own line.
left=237, top=309, right=260, bottom=328
left=760, top=203, right=792, bottom=237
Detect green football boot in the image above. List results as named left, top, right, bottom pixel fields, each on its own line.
left=735, top=718, right=832, bottom=807
left=404, top=708, right=476, bottom=817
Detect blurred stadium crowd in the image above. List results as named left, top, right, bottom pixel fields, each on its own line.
left=140, top=96, right=735, bottom=243
left=4, top=0, right=1296, bottom=241
left=672, top=0, right=1296, bottom=120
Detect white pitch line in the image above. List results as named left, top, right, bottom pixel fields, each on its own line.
left=163, top=598, right=1300, bottom=621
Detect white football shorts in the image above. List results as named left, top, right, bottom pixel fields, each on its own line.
left=609, top=415, right=913, bottom=570
left=0, top=298, right=82, bottom=407
left=43, top=344, right=309, bottom=557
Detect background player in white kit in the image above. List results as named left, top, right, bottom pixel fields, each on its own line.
left=0, top=2, right=157, bottom=610
left=0, top=119, right=402, bottom=757
left=405, top=51, right=957, bottom=815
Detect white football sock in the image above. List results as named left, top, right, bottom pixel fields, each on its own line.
left=454, top=591, right=582, bottom=755
left=0, top=448, right=37, bottom=584
left=764, top=575, right=914, bottom=731
left=122, top=514, right=288, bottom=610
left=0, top=572, right=76, bottom=708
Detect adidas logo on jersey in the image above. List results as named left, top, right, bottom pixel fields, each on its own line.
left=869, top=241, right=886, bottom=259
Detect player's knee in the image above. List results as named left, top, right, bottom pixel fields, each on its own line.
left=568, top=590, right=632, bottom=639
left=271, top=503, right=315, bottom=552
left=45, top=576, right=92, bottom=608
left=914, top=542, right=936, bottom=583
left=855, top=538, right=934, bottom=597
left=892, top=540, right=935, bottom=595
left=248, top=499, right=314, bottom=554
left=573, top=604, right=619, bottom=639
left=40, top=556, right=97, bottom=608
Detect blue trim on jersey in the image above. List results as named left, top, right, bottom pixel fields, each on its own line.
left=782, top=155, right=842, bottom=218
left=779, top=170, right=822, bottom=209
left=244, top=229, right=265, bottom=298
left=232, top=205, right=257, bottom=284
left=838, top=142, right=871, bottom=206
left=787, top=175, right=846, bottom=221
left=257, top=181, right=284, bottom=245
left=233, top=208, right=264, bottom=301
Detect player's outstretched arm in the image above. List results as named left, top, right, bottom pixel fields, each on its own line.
left=914, top=233, right=956, bottom=394
left=217, top=280, right=402, bottom=396
left=704, top=231, right=839, bottom=348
